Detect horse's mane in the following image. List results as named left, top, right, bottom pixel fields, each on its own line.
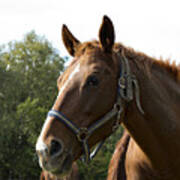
left=114, top=43, right=180, bottom=83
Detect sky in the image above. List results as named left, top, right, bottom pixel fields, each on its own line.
left=0, top=0, right=180, bottom=63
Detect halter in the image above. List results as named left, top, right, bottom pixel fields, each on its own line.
left=47, top=53, right=144, bottom=163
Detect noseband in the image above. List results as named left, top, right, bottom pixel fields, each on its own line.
left=48, top=53, right=144, bottom=163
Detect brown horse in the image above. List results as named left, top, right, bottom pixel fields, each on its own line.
left=36, top=16, right=180, bottom=179
left=40, top=162, right=79, bottom=180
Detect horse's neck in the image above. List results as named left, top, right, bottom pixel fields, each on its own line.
left=122, top=54, right=180, bottom=175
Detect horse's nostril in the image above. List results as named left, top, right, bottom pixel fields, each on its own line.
left=50, top=139, right=63, bottom=157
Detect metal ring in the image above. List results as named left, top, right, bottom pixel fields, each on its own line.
left=113, top=103, right=121, bottom=111
left=77, top=128, right=89, bottom=142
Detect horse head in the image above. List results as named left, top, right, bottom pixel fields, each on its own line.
left=36, top=16, right=133, bottom=177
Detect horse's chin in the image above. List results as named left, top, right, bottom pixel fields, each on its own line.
left=50, top=167, right=72, bottom=178
left=43, top=153, right=73, bottom=177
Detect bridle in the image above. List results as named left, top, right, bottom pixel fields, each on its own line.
left=47, top=53, right=144, bottom=163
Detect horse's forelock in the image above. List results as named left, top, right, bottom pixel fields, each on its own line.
left=74, top=41, right=100, bottom=57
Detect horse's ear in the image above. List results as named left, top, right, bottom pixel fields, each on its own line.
left=99, top=16, right=115, bottom=53
left=62, top=25, right=80, bottom=56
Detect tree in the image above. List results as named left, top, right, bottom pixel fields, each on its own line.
left=0, top=31, right=64, bottom=179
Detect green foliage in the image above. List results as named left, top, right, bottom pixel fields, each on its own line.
left=0, top=32, right=64, bottom=179
left=0, top=31, right=124, bottom=179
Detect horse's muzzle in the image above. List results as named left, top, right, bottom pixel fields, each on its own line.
left=37, top=149, right=73, bottom=177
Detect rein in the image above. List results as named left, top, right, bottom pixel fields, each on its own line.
left=47, top=53, right=144, bottom=163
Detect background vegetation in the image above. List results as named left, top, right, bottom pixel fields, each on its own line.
left=0, top=32, right=123, bottom=179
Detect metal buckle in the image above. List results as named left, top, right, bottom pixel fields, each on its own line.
left=114, top=103, right=123, bottom=119
left=119, top=76, right=126, bottom=89
left=77, top=128, right=89, bottom=142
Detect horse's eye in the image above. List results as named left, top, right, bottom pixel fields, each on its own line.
left=86, top=75, right=99, bottom=86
